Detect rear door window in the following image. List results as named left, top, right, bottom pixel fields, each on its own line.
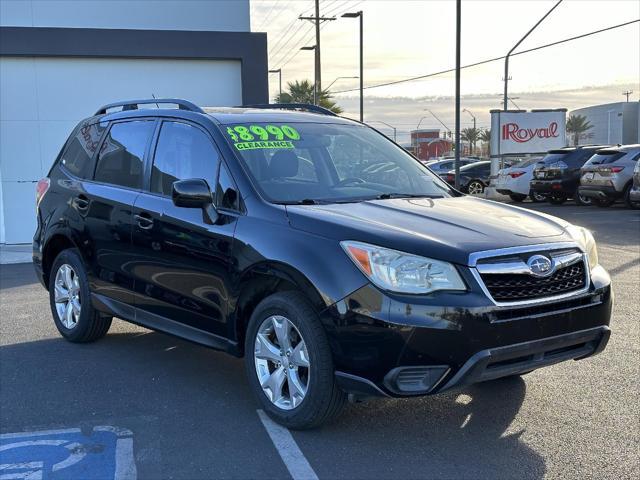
left=94, top=120, right=155, bottom=189
left=150, top=121, right=220, bottom=196
left=60, top=122, right=106, bottom=178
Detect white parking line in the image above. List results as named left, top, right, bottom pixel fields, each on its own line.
left=257, top=410, right=319, bottom=480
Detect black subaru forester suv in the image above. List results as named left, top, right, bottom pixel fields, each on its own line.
left=34, top=99, right=612, bottom=429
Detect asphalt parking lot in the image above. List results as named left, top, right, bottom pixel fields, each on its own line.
left=1, top=202, right=638, bottom=480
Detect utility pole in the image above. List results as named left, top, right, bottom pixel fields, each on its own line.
left=503, top=0, right=563, bottom=110
left=622, top=90, right=633, bottom=102
left=300, top=1, right=335, bottom=105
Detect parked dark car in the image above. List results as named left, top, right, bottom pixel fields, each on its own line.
left=442, top=160, right=491, bottom=194
left=578, top=144, right=640, bottom=208
left=34, top=99, right=612, bottom=429
left=530, top=146, right=608, bottom=205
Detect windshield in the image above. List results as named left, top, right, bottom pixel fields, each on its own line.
left=223, top=122, right=454, bottom=204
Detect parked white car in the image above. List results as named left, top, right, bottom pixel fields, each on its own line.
left=494, top=157, right=545, bottom=202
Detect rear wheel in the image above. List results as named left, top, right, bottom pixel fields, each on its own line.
left=574, top=191, right=593, bottom=206
left=548, top=193, right=567, bottom=205
left=49, top=249, right=112, bottom=342
left=623, top=183, right=640, bottom=209
left=467, top=180, right=485, bottom=195
left=509, top=193, right=527, bottom=202
left=245, top=291, right=346, bottom=429
left=529, top=190, right=547, bottom=203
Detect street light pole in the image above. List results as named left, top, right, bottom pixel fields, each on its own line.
left=454, top=0, right=461, bottom=189
left=425, top=109, right=452, bottom=139
left=268, top=69, right=282, bottom=100
left=503, top=0, right=563, bottom=111
left=326, top=76, right=359, bottom=91
left=300, top=45, right=317, bottom=104
left=368, top=120, right=397, bottom=142
left=342, top=11, right=364, bottom=122
left=463, top=108, right=476, bottom=154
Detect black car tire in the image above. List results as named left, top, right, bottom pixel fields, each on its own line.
left=245, top=291, right=347, bottom=430
left=623, top=183, right=640, bottom=209
left=529, top=190, right=547, bottom=203
left=49, top=248, right=112, bottom=342
left=574, top=191, right=593, bottom=206
left=548, top=194, right=567, bottom=205
left=595, top=197, right=615, bottom=207
left=509, top=193, right=527, bottom=202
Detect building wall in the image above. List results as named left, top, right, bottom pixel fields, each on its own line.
left=0, top=0, right=258, bottom=244
left=0, top=0, right=249, bottom=31
left=570, top=102, right=640, bottom=146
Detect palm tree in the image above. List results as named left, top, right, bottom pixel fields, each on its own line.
left=566, top=114, right=592, bottom=147
left=275, top=80, right=343, bottom=114
left=461, top=127, right=480, bottom=155
left=479, top=129, right=491, bottom=156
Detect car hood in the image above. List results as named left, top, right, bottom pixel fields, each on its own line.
left=286, top=196, right=572, bottom=265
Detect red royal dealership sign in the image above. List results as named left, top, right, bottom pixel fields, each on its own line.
left=493, top=111, right=566, bottom=154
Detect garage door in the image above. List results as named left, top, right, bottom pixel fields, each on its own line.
left=0, top=56, right=242, bottom=244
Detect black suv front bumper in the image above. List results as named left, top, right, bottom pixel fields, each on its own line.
left=326, top=265, right=612, bottom=398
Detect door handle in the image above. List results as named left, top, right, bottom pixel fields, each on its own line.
left=134, top=213, right=154, bottom=230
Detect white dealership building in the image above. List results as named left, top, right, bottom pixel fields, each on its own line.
left=569, top=101, right=640, bottom=146
left=0, top=0, right=267, bottom=244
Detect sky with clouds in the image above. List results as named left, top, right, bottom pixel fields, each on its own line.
left=251, top=0, right=640, bottom=143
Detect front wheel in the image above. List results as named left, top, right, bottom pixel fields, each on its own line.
left=245, top=291, right=346, bottom=429
left=623, top=184, right=640, bottom=209
left=467, top=180, right=485, bottom=195
left=49, top=248, right=112, bottom=342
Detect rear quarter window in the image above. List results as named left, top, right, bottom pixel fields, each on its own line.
left=59, top=122, right=106, bottom=178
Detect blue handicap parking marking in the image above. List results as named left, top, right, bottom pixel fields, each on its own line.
left=0, top=426, right=135, bottom=480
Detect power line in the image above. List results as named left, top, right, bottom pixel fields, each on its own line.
left=267, top=2, right=315, bottom=58
left=257, top=0, right=284, bottom=31
left=333, top=19, right=640, bottom=94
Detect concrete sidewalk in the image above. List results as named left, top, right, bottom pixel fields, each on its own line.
left=0, top=244, right=32, bottom=264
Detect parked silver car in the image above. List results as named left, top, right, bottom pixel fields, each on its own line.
left=422, top=158, right=477, bottom=175
left=578, top=144, right=640, bottom=207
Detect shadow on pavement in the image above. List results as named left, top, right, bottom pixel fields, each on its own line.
left=0, top=263, right=39, bottom=290
left=295, top=374, right=545, bottom=479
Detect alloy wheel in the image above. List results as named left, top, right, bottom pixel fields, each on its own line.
left=254, top=315, right=310, bottom=410
left=54, top=264, right=81, bottom=329
left=468, top=181, right=484, bottom=195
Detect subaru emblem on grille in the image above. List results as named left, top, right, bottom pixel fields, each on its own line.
left=527, top=255, right=554, bottom=277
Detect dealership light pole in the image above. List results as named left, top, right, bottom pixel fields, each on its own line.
left=268, top=69, right=282, bottom=100
left=300, top=45, right=317, bottom=104
left=503, top=0, right=563, bottom=111
left=463, top=108, right=476, bottom=154
left=342, top=11, right=364, bottom=122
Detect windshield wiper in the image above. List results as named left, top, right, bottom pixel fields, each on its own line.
left=277, top=198, right=323, bottom=205
left=376, top=193, right=444, bottom=200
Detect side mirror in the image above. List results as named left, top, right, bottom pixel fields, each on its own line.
left=172, top=179, right=213, bottom=208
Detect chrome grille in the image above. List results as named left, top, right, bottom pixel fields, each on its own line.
left=480, top=262, right=586, bottom=301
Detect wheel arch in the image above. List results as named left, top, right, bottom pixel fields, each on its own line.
left=41, top=232, right=80, bottom=289
left=231, top=261, right=327, bottom=357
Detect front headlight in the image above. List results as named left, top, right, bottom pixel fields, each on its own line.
left=341, top=241, right=466, bottom=294
left=566, top=225, right=598, bottom=270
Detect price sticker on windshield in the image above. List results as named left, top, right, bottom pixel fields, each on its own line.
left=225, top=124, right=301, bottom=151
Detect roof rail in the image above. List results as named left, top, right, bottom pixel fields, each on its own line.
left=95, top=98, right=204, bottom=115
left=241, top=103, right=337, bottom=117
